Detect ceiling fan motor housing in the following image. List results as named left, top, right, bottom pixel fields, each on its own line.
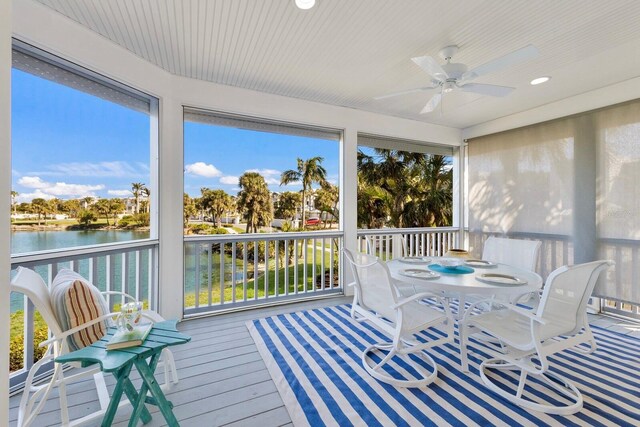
left=441, top=62, right=468, bottom=80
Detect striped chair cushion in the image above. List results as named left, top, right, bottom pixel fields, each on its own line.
left=50, top=269, right=111, bottom=351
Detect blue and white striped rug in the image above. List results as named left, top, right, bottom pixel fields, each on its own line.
left=247, top=304, right=640, bottom=427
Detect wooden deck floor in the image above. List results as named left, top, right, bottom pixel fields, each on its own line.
left=9, top=296, right=640, bottom=427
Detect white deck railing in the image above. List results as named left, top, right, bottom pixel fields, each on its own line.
left=183, top=231, right=344, bottom=316
left=9, top=240, right=159, bottom=392
left=357, top=227, right=461, bottom=259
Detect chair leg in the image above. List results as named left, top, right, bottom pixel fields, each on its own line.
left=459, top=324, right=469, bottom=372
left=479, top=358, right=583, bottom=415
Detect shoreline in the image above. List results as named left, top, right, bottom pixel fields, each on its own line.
left=11, top=224, right=150, bottom=232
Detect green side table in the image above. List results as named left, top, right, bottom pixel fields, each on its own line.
left=56, top=320, right=190, bottom=427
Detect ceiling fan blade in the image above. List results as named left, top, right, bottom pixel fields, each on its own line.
left=461, top=44, right=539, bottom=81
left=374, top=85, right=437, bottom=100
left=420, top=93, right=442, bottom=114
left=411, top=56, right=448, bottom=81
left=459, top=83, right=515, bottom=97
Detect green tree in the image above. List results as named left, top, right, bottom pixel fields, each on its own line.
left=237, top=172, right=273, bottom=234
left=81, top=196, right=94, bottom=210
left=62, top=199, right=82, bottom=219
left=314, top=183, right=339, bottom=228
left=280, top=156, right=327, bottom=227
left=30, top=198, right=49, bottom=226
left=183, top=193, right=197, bottom=228
left=274, top=191, right=302, bottom=223
left=200, top=188, right=234, bottom=228
left=131, top=182, right=146, bottom=214
left=403, top=155, right=453, bottom=227
left=108, top=198, right=125, bottom=225
left=357, top=149, right=453, bottom=228
left=92, top=198, right=111, bottom=225
left=10, top=190, right=18, bottom=216
left=78, top=210, right=97, bottom=226
left=141, top=186, right=151, bottom=213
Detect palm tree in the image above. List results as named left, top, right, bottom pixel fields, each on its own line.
left=92, top=198, right=111, bottom=226
left=141, top=186, right=150, bottom=213
left=237, top=172, right=273, bottom=233
left=280, top=156, right=327, bottom=227
left=11, top=190, right=18, bottom=216
left=81, top=196, right=94, bottom=210
left=131, top=182, right=145, bottom=214
left=403, top=155, right=453, bottom=227
left=274, top=191, right=302, bottom=223
left=183, top=193, right=197, bottom=228
left=314, top=183, right=339, bottom=228
left=30, top=198, right=49, bottom=226
left=200, top=188, right=234, bottom=228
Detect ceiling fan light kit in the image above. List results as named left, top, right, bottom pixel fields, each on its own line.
left=376, top=44, right=540, bottom=114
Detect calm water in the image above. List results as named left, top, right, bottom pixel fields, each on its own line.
left=11, top=230, right=150, bottom=254
left=11, top=230, right=150, bottom=312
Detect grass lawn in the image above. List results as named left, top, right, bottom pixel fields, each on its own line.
left=185, top=240, right=341, bottom=307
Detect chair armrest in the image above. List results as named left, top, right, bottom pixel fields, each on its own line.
left=462, top=299, right=547, bottom=326
left=102, top=291, right=136, bottom=302
left=391, top=291, right=444, bottom=309
left=38, top=311, right=119, bottom=348
left=345, top=281, right=356, bottom=288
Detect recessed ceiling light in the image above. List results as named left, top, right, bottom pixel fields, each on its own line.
left=530, top=76, right=550, bottom=85
left=295, top=0, right=316, bottom=10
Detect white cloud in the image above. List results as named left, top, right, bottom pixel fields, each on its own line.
left=219, top=176, right=239, bottom=185
left=108, top=189, right=133, bottom=197
left=18, top=176, right=49, bottom=189
left=185, top=162, right=222, bottom=178
left=35, top=161, right=146, bottom=178
left=16, top=176, right=104, bottom=201
left=247, top=168, right=281, bottom=176
left=246, top=168, right=282, bottom=185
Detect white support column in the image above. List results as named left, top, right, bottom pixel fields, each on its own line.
left=1, top=0, right=11, bottom=422
left=452, top=143, right=464, bottom=248
left=340, top=128, right=358, bottom=295
left=157, top=97, right=184, bottom=319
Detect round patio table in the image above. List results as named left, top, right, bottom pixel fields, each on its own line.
left=387, top=257, right=543, bottom=318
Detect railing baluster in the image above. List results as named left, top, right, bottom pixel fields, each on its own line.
left=265, top=241, right=269, bottom=299
left=321, top=237, right=326, bottom=290
left=254, top=240, right=258, bottom=301
left=294, top=239, right=299, bottom=295
left=284, top=240, right=289, bottom=296
left=312, top=238, right=316, bottom=292
left=23, top=297, right=34, bottom=374
left=121, top=252, right=127, bottom=305
left=135, top=250, right=141, bottom=301
left=220, top=243, right=225, bottom=304
left=232, top=242, right=237, bottom=303
left=303, top=238, right=308, bottom=293
left=207, top=244, right=212, bottom=307
left=106, top=254, right=113, bottom=311
left=194, top=244, right=201, bottom=309
left=329, top=238, right=334, bottom=288
left=243, top=242, right=248, bottom=302
left=275, top=240, right=279, bottom=298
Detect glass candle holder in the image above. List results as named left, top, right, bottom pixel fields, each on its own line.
left=118, top=301, right=143, bottom=331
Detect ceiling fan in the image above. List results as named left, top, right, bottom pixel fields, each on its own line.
left=375, top=44, right=539, bottom=114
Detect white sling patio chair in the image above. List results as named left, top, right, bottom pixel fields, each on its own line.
left=459, top=260, right=613, bottom=415
left=464, top=236, right=543, bottom=311
left=482, top=236, right=542, bottom=272
left=343, top=248, right=454, bottom=387
left=11, top=266, right=179, bottom=427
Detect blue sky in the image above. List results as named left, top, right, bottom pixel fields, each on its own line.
left=11, top=68, right=339, bottom=202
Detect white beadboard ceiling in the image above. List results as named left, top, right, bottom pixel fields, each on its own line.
left=34, top=0, right=640, bottom=128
